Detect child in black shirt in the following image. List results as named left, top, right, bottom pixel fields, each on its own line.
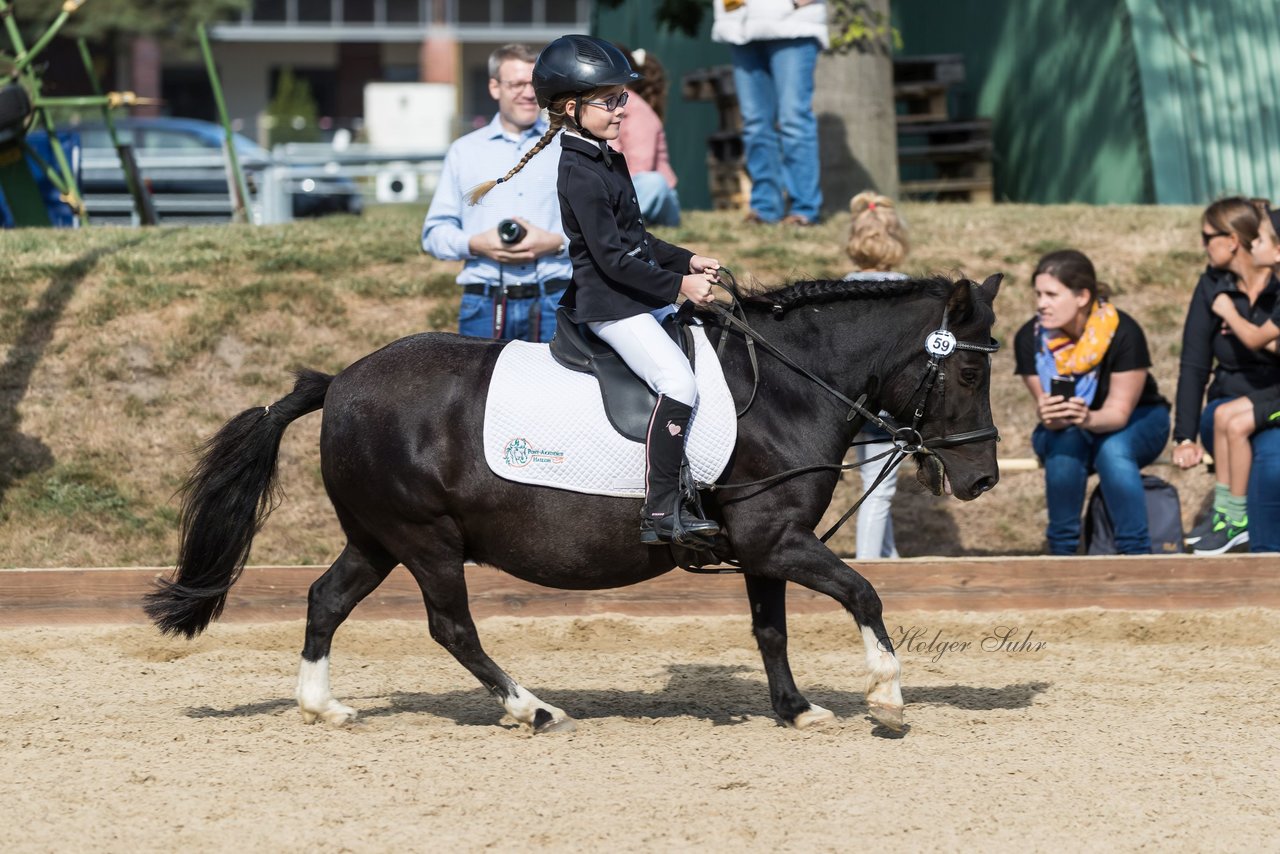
left=1192, top=205, right=1280, bottom=554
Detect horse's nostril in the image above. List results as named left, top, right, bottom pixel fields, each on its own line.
left=975, top=476, right=997, bottom=494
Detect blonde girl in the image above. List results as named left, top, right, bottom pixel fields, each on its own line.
left=843, top=191, right=910, bottom=560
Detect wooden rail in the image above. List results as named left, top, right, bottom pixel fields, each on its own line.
left=1, top=554, right=1276, bottom=625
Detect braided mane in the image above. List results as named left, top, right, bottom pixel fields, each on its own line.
left=746, top=276, right=956, bottom=316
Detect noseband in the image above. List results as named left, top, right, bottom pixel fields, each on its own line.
left=874, top=305, right=1001, bottom=456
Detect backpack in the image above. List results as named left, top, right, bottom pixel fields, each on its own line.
left=1083, top=475, right=1186, bottom=555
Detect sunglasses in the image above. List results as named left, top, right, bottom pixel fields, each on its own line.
left=583, top=91, right=629, bottom=111
left=1202, top=229, right=1231, bottom=245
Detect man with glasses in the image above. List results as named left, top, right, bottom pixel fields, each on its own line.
left=422, top=44, right=570, bottom=342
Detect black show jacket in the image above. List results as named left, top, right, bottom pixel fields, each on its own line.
left=1173, top=267, right=1280, bottom=442
left=557, top=133, right=693, bottom=322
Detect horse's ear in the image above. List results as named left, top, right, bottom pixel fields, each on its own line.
left=977, top=273, right=1003, bottom=304
left=947, top=278, right=975, bottom=323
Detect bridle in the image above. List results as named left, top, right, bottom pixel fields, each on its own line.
left=702, top=272, right=1001, bottom=543
left=886, top=303, right=1002, bottom=453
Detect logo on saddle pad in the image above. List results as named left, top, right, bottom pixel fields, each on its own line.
left=502, top=437, right=565, bottom=468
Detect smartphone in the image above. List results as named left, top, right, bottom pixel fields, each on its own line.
left=1050, top=376, right=1076, bottom=399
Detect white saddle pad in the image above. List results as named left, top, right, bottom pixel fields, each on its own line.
left=483, top=326, right=738, bottom=497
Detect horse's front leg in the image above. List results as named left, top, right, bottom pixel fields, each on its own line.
left=739, top=521, right=904, bottom=732
left=744, top=574, right=836, bottom=729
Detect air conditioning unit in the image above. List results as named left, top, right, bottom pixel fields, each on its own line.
left=375, top=169, right=418, bottom=203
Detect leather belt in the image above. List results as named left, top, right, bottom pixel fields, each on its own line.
left=463, top=280, right=569, bottom=300
left=464, top=280, right=569, bottom=341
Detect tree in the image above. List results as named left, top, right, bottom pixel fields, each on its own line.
left=264, top=68, right=321, bottom=147
left=815, top=0, right=899, bottom=205
left=12, top=0, right=248, bottom=55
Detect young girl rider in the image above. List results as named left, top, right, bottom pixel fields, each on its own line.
left=469, top=35, right=722, bottom=548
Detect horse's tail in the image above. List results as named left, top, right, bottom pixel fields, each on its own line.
left=145, top=369, right=334, bottom=637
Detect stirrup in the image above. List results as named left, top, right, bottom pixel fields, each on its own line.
left=640, top=510, right=720, bottom=548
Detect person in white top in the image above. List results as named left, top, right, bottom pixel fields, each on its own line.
left=842, top=191, right=910, bottom=560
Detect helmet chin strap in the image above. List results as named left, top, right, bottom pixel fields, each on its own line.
left=571, top=95, right=613, bottom=166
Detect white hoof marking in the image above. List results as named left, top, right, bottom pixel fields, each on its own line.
left=296, top=656, right=358, bottom=726
left=861, top=625, right=904, bottom=710
left=792, top=703, right=836, bottom=730
left=502, top=684, right=574, bottom=733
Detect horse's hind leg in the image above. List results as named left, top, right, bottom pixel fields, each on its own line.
left=296, top=540, right=397, bottom=725
left=745, top=575, right=835, bottom=730
left=402, top=538, right=576, bottom=734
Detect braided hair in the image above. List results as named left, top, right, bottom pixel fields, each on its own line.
left=468, top=82, right=631, bottom=205
left=465, top=109, right=566, bottom=205
left=467, top=82, right=622, bottom=206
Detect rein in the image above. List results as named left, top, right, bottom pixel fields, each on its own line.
left=702, top=271, right=1000, bottom=543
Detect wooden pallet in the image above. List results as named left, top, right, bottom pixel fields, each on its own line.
left=892, top=54, right=996, bottom=204
left=681, top=65, right=742, bottom=131
left=707, top=155, right=750, bottom=211
left=900, top=176, right=993, bottom=203
left=683, top=66, right=748, bottom=205
left=897, top=117, right=993, bottom=202
left=893, top=54, right=965, bottom=123
left=893, top=81, right=950, bottom=124
left=681, top=65, right=737, bottom=102
left=894, top=53, right=967, bottom=86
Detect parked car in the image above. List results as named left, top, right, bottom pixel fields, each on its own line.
left=38, top=117, right=362, bottom=221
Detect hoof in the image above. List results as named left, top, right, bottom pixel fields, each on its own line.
left=532, top=708, right=577, bottom=735
left=791, top=703, right=836, bottom=730
left=300, top=701, right=358, bottom=726
left=868, top=701, right=905, bottom=732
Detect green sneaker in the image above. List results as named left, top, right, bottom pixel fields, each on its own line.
left=1184, top=510, right=1222, bottom=546
left=1191, top=516, right=1249, bottom=555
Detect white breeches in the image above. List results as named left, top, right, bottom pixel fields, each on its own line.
left=589, top=305, right=699, bottom=407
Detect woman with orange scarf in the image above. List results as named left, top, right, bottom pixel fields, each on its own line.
left=1015, top=250, right=1171, bottom=554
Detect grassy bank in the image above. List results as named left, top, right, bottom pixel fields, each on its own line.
left=0, top=203, right=1216, bottom=567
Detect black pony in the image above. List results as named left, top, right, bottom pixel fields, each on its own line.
left=147, top=274, right=1002, bottom=734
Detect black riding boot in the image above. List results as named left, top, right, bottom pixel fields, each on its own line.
left=639, top=396, right=720, bottom=547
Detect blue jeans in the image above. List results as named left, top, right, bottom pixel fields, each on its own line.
left=1032, top=404, right=1171, bottom=555
left=730, top=37, right=822, bottom=222
left=1200, top=397, right=1280, bottom=552
left=632, top=172, right=681, bottom=227
left=457, top=289, right=560, bottom=343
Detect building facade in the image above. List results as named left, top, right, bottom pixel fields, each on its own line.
left=145, top=0, right=591, bottom=146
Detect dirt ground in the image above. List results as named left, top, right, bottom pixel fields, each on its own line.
left=4, top=608, right=1277, bottom=851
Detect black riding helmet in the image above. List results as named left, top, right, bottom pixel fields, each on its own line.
left=533, top=34, right=639, bottom=109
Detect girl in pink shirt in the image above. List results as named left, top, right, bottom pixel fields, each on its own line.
left=612, top=46, right=682, bottom=226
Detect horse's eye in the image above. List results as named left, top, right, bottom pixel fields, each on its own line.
left=960, top=368, right=980, bottom=386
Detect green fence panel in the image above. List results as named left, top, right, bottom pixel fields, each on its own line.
left=1126, top=0, right=1280, bottom=203
left=894, top=0, right=1154, bottom=204
left=896, top=0, right=1280, bottom=205
left=593, top=4, right=732, bottom=212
